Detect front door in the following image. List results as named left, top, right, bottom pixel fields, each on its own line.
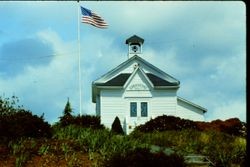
left=126, top=100, right=150, bottom=133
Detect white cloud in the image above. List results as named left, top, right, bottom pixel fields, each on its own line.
left=206, top=99, right=246, bottom=122
left=0, top=29, right=81, bottom=122
left=142, top=46, right=194, bottom=78
left=177, top=50, right=246, bottom=122
left=202, top=51, right=246, bottom=92
left=178, top=85, right=246, bottom=122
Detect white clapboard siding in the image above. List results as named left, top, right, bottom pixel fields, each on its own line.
left=176, top=99, right=205, bottom=121
left=96, top=95, right=101, bottom=116
left=151, top=90, right=177, bottom=118
left=100, top=89, right=126, bottom=128
left=124, top=90, right=152, bottom=98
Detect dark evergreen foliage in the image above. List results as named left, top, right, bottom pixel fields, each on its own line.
left=0, top=96, right=52, bottom=141
left=63, top=98, right=73, bottom=116
left=59, top=98, right=74, bottom=127
left=73, top=115, right=104, bottom=129
left=111, top=116, right=124, bottom=135
left=58, top=100, right=104, bottom=129
left=58, top=114, right=104, bottom=129
left=58, top=99, right=103, bottom=129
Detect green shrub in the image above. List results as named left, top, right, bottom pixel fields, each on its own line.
left=98, top=135, right=147, bottom=162
left=131, top=130, right=246, bottom=167
left=134, top=115, right=197, bottom=133
left=58, top=99, right=104, bottom=129
left=58, top=115, right=74, bottom=127
left=199, top=131, right=246, bottom=167
left=74, top=115, right=104, bottom=129
left=57, top=115, right=104, bottom=129
left=0, top=110, right=52, bottom=140
left=0, top=96, right=52, bottom=141
left=130, top=131, right=174, bottom=147
left=111, top=116, right=124, bottom=135
left=196, top=118, right=246, bottom=137
left=134, top=115, right=246, bottom=137
left=52, top=125, right=112, bottom=152
left=104, top=147, right=186, bottom=167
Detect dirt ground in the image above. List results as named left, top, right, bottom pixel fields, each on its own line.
left=0, top=144, right=92, bottom=167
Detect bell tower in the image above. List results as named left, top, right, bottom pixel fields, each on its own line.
left=125, top=35, right=144, bottom=59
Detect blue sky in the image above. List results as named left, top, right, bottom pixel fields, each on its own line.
left=0, top=1, right=246, bottom=123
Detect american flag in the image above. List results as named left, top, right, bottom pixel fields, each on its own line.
left=81, top=6, right=108, bottom=29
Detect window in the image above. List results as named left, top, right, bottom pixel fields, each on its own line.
left=130, top=102, right=137, bottom=117
left=141, top=102, right=148, bottom=117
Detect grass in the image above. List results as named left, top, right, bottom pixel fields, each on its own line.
left=0, top=125, right=246, bottom=167
left=52, top=126, right=247, bottom=166
left=130, top=129, right=246, bottom=166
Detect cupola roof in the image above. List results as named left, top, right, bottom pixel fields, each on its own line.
left=125, top=35, right=144, bottom=44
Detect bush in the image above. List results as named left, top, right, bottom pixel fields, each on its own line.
left=198, top=131, right=246, bottom=167
left=0, top=96, right=52, bottom=141
left=74, top=115, right=104, bottom=129
left=58, top=115, right=104, bottom=129
left=58, top=99, right=104, bottom=129
left=196, top=118, right=246, bottom=136
left=135, top=115, right=197, bottom=133
left=111, top=116, right=124, bottom=135
left=104, top=147, right=186, bottom=167
left=130, top=130, right=246, bottom=167
left=134, top=115, right=246, bottom=137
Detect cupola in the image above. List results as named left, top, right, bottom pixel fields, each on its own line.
left=125, top=35, right=144, bottom=59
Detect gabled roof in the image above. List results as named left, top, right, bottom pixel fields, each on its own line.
left=92, top=55, right=180, bottom=102
left=95, top=73, right=178, bottom=87
left=147, top=73, right=178, bottom=86
left=93, top=55, right=180, bottom=85
left=95, top=74, right=130, bottom=86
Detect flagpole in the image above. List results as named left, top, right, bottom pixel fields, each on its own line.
left=77, top=0, right=82, bottom=116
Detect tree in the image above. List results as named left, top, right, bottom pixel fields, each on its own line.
left=0, top=96, right=20, bottom=114
left=111, top=116, right=124, bottom=135
left=59, top=98, right=74, bottom=126
left=63, top=97, right=73, bottom=116
left=0, top=96, right=51, bottom=140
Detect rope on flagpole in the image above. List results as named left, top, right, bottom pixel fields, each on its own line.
left=77, top=0, right=82, bottom=116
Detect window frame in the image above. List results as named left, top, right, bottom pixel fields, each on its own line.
left=130, top=102, right=137, bottom=117
left=141, top=102, right=148, bottom=117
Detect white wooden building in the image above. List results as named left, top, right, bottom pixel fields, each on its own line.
left=92, top=35, right=207, bottom=134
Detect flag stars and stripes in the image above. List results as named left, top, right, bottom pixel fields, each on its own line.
left=81, top=6, right=108, bottom=29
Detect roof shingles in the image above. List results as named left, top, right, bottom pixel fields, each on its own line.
left=96, top=74, right=130, bottom=86
left=96, top=73, right=178, bottom=87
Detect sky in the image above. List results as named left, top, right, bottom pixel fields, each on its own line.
left=0, top=1, right=246, bottom=123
